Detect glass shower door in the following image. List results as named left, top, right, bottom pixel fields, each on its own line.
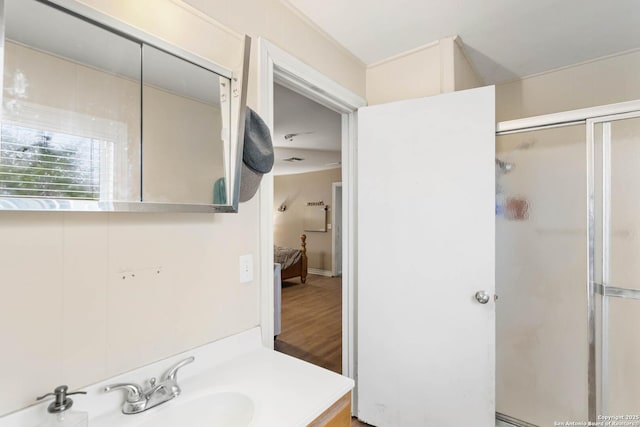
left=496, top=124, right=588, bottom=426
left=593, top=114, right=640, bottom=419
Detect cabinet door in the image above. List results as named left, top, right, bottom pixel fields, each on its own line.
left=309, top=392, right=351, bottom=427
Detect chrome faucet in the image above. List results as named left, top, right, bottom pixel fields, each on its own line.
left=104, top=356, right=194, bottom=414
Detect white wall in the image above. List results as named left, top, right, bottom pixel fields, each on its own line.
left=366, top=36, right=483, bottom=105
left=496, top=49, right=640, bottom=121
left=142, top=85, right=224, bottom=204
left=0, top=0, right=365, bottom=416
left=367, top=37, right=640, bottom=121
left=453, top=38, right=483, bottom=91
left=74, top=0, right=368, bottom=109
left=1, top=210, right=260, bottom=413
left=274, top=168, right=341, bottom=272
left=366, top=42, right=442, bottom=105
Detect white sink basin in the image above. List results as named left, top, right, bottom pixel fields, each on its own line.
left=136, top=392, right=254, bottom=427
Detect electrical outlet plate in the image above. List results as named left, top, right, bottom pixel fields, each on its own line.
left=239, top=254, right=253, bottom=283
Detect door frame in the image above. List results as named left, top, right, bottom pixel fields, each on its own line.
left=332, top=182, right=343, bottom=277
left=257, top=39, right=366, bottom=386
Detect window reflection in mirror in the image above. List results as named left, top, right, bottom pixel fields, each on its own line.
left=141, top=45, right=230, bottom=205
left=0, top=0, right=142, bottom=202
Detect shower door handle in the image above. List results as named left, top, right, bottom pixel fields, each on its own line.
left=474, top=291, right=490, bottom=304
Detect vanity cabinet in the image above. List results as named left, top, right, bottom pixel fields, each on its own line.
left=308, top=392, right=351, bottom=427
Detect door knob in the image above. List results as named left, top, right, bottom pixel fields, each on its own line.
left=475, top=291, right=490, bottom=304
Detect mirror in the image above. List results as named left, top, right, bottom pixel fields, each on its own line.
left=0, top=0, right=248, bottom=212
left=1, top=0, right=142, bottom=206
left=303, top=202, right=328, bottom=232
left=142, top=45, right=229, bottom=205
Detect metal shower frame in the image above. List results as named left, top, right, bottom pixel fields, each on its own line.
left=496, top=99, right=640, bottom=424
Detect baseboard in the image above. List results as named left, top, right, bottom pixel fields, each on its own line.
left=308, top=268, right=333, bottom=277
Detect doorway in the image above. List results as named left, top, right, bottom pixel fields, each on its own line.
left=271, top=82, right=344, bottom=372
left=257, top=38, right=366, bottom=383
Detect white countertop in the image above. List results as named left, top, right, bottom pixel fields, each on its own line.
left=184, top=348, right=353, bottom=426
left=0, top=327, right=354, bottom=427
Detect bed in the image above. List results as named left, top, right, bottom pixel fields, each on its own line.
left=274, top=234, right=308, bottom=284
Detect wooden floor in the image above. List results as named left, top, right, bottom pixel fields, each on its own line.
left=275, top=274, right=342, bottom=373
left=274, top=274, right=374, bottom=426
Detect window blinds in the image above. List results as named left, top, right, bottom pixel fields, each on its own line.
left=0, top=124, right=101, bottom=199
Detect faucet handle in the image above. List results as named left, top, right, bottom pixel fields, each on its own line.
left=162, top=356, right=195, bottom=382
left=103, top=383, right=143, bottom=402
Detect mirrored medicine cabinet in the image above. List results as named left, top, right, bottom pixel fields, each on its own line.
left=0, top=0, right=250, bottom=212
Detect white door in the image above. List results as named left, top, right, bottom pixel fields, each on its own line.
left=357, top=86, right=496, bottom=426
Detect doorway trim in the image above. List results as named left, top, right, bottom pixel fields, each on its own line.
left=332, top=182, right=343, bottom=277
left=257, top=38, right=366, bottom=386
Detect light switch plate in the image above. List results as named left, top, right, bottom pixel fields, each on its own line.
left=239, top=254, right=253, bottom=283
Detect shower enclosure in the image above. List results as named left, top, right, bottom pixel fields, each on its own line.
left=495, top=102, right=640, bottom=427
left=592, top=113, right=640, bottom=418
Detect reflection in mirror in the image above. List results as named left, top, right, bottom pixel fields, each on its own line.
left=0, top=0, right=142, bottom=204
left=0, top=0, right=248, bottom=212
left=142, top=45, right=230, bottom=205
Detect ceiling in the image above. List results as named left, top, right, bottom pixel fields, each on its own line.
left=283, top=0, right=640, bottom=84
left=275, top=0, right=640, bottom=175
left=273, top=84, right=342, bottom=175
